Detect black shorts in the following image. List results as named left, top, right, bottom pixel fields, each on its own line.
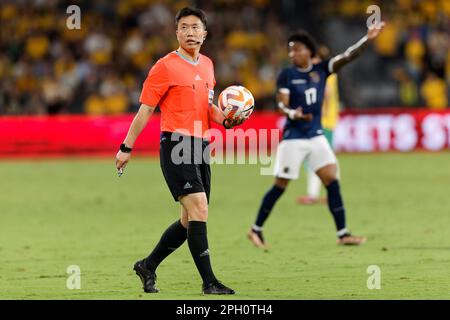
left=160, top=131, right=211, bottom=202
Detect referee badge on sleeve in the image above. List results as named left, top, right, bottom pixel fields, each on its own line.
left=208, top=89, right=214, bottom=105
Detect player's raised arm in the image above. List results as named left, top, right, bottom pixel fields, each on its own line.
left=115, top=104, right=155, bottom=171
left=329, top=21, right=385, bottom=73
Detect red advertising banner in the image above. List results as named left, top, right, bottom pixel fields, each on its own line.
left=334, top=108, right=450, bottom=152
left=0, top=112, right=281, bottom=157
left=0, top=109, right=449, bottom=157
left=0, top=115, right=162, bottom=156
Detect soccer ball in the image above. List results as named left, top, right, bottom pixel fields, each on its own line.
left=218, top=85, right=255, bottom=120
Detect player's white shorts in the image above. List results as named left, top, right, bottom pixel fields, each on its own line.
left=273, top=135, right=337, bottom=180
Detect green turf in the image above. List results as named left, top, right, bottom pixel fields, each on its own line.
left=1, top=153, right=450, bottom=300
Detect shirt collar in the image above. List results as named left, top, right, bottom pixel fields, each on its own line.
left=295, top=62, right=313, bottom=73
left=174, top=50, right=200, bottom=66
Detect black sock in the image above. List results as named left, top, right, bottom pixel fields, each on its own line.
left=254, top=185, right=285, bottom=228
left=326, top=180, right=347, bottom=232
left=144, top=220, right=187, bottom=272
left=187, top=221, right=217, bottom=285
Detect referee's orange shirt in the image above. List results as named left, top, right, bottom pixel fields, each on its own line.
left=139, top=51, right=216, bottom=138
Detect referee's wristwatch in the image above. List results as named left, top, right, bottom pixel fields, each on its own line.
left=120, top=143, right=133, bottom=153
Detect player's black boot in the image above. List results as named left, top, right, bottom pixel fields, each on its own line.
left=133, top=259, right=159, bottom=293
left=202, top=280, right=235, bottom=295
left=247, top=228, right=268, bottom=250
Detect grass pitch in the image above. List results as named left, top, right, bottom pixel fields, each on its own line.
left=1, top=153, right=450, bottom=299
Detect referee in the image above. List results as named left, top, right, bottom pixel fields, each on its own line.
left=115, top=7, right=242, bottom=295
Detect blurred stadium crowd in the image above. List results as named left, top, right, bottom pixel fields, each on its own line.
left=0, top=0, right=448, bottom=115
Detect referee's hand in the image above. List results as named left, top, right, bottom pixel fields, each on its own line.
left=116, top=150, right=130, bottom=173
left=223, top=116, right=246, bottom=129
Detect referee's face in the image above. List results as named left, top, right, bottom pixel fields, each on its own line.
left=176, top=15, right=207, bottom=53
left=288, top=41, right=311, bottom=68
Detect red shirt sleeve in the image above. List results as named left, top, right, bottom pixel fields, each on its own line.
left=139, top=59, right=170, bottom=106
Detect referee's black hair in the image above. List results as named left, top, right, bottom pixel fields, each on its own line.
left=287, top=31, right=317, bottom=57
left=175, top=7, right=207, bottom=29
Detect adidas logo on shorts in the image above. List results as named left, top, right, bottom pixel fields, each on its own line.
left=183, top=182, right=192, bottom=189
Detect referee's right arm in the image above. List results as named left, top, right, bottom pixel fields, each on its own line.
left=116, top=58, right=168, bottom=171
left=115, top=104, right=155, bottom=170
